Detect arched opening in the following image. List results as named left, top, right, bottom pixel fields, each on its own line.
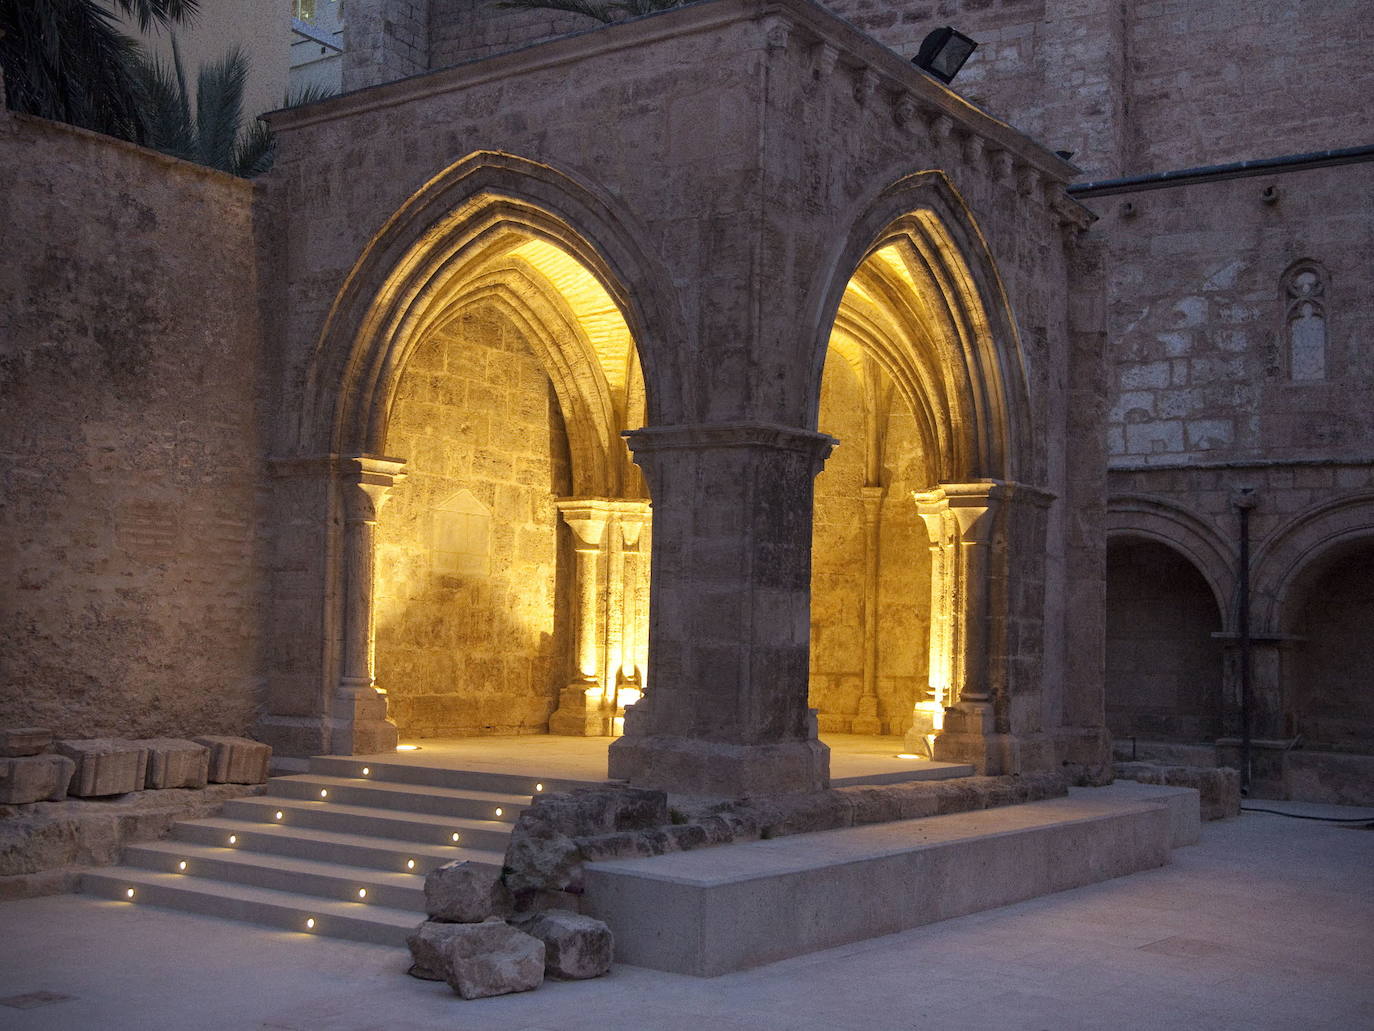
left=805, top=181, right=1038, bottom=767
left=1105, top=537, right=1224, bottom=743
left=371, top=230, right=651, bottom=740
left=1280, top=538, right=1374, bottom=752
left=301, top=154, right=668, bottom=754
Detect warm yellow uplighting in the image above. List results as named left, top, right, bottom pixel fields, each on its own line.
left=617, top=687, right=642, bottom=707
left=896, top=753, right=925, bottom=760
left=357, top=888, right=367, bottom=900
left=406, top=859, right=416, bottom=870
left=305, top=917, right=316, bottom=930
left=125, top=888, right=135, bottom=899
left=396, top=744, right=420, bottom=752
left=612, top=715, right=625, bottom=736
left=178, top=861, right=187, bottom=871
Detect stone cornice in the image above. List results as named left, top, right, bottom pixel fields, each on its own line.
left=265, top=0, right=1074, bottom=184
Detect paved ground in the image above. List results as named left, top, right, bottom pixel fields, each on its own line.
left=349, top=733, right=965, bottom=787
left=1, top=802, right=1370, bottom=1031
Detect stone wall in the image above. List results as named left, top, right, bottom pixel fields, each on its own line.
left=374, top=302, right=573, bottom=737
left=0, top=113, right=267, bottom=740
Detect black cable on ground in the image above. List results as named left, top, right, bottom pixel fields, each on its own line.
left=1241, top=805, right=1374, bottom=824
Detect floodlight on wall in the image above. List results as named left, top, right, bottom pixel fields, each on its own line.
left=912, top=27, right=978, bottom=85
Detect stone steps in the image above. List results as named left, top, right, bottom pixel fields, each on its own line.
left=80, top=757, right=604, bottom=945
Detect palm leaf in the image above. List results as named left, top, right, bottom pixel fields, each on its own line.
left=491, top=0, right=617, bottom=24
left=194, top=45, right=249, bottom=173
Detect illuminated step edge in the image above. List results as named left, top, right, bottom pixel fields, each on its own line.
left=218, top=798, right=514, bottom=851
left=308, top=755, right=602, bottom=796
left=81, top=869, right=420, bottom=947
left=265, top=775, right=530, bottom=822
left=171, top=818, right=504, bottom=875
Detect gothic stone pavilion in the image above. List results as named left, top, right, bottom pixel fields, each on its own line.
left=6, top=0, right=1109, bottom=799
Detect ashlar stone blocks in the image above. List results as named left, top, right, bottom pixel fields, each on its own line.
left=140, top=739, right=210, bottom=790
left=0, top=754, right=75, bottom=805
left=194, top=737, right=271, bottom=784
left=0, top=729, right=53, bottom=758
left=55, top=739, right=149, bottom=797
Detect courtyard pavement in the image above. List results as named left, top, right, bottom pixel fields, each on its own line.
left=1, top=801, right=1371, bottom=1031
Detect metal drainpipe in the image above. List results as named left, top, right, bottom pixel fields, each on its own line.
left=1233, top=489, right=1258, bottom=794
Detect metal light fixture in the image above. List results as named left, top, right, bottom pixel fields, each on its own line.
left=912, top=27, right=978, bottom=84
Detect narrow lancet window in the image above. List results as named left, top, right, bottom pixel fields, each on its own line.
left=1282, top=261, right=1329, bottom=382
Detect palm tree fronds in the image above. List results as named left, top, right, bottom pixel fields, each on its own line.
left=194, top=44, right=249, bottom=172
left=110, top=0, right=199, bottom=33
left=233, top=117, right=275, bottom=178
left=491, top=0, right=617, bottom=25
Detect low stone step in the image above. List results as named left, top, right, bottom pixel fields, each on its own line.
left=171, top=817, right=504, bottom=875
left=220, top=797, right=514, bottom=851
left=267, top=773, right=531, bottom=822
left=582, top=783, right=1193, bottom=977
left=120, top=841, right=428, bottom=910
left=81, top=868, right=420, bottom=946
left=309, top=755, right=603, bottom=796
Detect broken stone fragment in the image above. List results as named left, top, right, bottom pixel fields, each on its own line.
left=0, top=728, right=53, bottom=758
left=405, top=920, right=470, bottom=980
left=519, top=909, right=613, bottom=979
left=193, top=736, right=271, bottom=784
left=55, top=739, right=148, bottom=797
left=442, top=921, right=545, bottom=1000
left=139, top=739, right=210, bottom=790
left=0, top=754, right=75, bottom=804
left=424, top=860, right=512, bottom=923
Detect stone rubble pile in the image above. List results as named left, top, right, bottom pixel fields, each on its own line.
left=407, top=859, right=614, bottom=999
left=0, top=728, right=270, bottom=805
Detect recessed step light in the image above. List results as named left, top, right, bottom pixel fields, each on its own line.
left=356, top=888, right=368, bottom=900
left=177, top=861, right=187, bottom=872
left=305, top=917, right=316, bottom=930
left=125, top=888, right=135, bottom=899
left=319, top=789, right=328, bottom=799
left=406, top=859, right=416, bottom=871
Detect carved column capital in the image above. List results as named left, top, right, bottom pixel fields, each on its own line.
left=339, top=455, right=406, bottom=524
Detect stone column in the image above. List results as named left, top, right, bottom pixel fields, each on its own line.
left=851, top=486, right=886, bottom=735
left=912, top=482, right=1019, bottom=773
left=907, top=493, right=956, bottom=753
left=549, top=500, right=614, bottom=736
left=608, top=423, right=836, bottom=796
left=615, top=503, right=651, bottom=712
left=331, top=455, right=406, bottom=755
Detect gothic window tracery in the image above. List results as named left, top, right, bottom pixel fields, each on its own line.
left=1282, top=260, right=1329, bottom=382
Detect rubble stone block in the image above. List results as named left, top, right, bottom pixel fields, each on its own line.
left=55, top=739, right=148, bottom=797
left=443, top=921, right=545, bottom=999
left=1114, top=762, right=1241, bottom=820
left=405, top=920, right=469, bottom=981
left=424, top=860, right=512, bottom=923
left=0, top=755, right=75, bottom=804
left=0, top=728, right=53, bottom=758
left=139, top=739, right=210, bottom=790
left=193, top=736, right=271, bottom=784
left=520, top=909, right=613, bottom=979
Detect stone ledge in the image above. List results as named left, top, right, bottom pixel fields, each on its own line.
left=1113, top=762, right=1241, bottom=820
left=0, top=783, right=265, bottom=883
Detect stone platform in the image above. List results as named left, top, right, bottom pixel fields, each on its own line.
left=581, top=782, right=1196, bottom=976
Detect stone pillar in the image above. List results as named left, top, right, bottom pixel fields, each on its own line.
left=907, top=493, right=956, bottom=753
left=614, top=503, right=650, bottom=711
left=913, top=482, right=1021, bottom=774
left=608, top=423, right=836, bottom=796
left=549, top=501, right=614, bottom=736
left=851, top=485, right=886, bottom=735
left=331, top=455, right=406, bottom=755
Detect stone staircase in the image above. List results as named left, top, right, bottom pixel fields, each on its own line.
left=82, top=756, right=599, bottom=945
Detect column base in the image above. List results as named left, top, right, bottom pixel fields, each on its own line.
left=932, top=702, right=1018, bottom=775
left=328, top=688, right=399, bottom=755
left=548, top=684, right=610, bottom=737
left=903, top=701, right=944, bottom=755
left=608, top=735, right=830, bottom=797
left=850, top=697, right=882, bottom=736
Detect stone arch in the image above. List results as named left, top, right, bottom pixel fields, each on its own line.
left=801, top=172, right=1042, bottom=770
left=299, top=150, right=684, bottom=460
left=1106, top=494, right=1233, bottom=629
left=294, top=152, right=668, bottom=751
left=803, top=170, right=1031, bottom=483
left=1252, top=491, right=1374, bottom=635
